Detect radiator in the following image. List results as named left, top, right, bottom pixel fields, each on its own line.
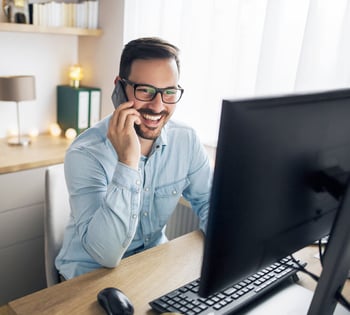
left=165, top=198, right=200, bottom=240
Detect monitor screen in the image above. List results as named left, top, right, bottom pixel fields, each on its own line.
left=199, top=88, right=350, bottom=313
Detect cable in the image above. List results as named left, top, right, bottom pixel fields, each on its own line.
left=336, top=291, right=350, bottom=310
left=317, top=240, right=350, bottom=311
left=289, top=255, right=319, bottom=282
left=288, top=245, right=350, bottom=312
left=317, top=239, right=324, bottom=267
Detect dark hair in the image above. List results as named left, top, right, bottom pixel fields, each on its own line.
left=119, top=37, right=180, bottom=79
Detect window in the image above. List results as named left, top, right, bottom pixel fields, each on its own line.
left=124, top=0, right=350, bottom=145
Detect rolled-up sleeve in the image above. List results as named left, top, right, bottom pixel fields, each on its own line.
left=65, top=149, right=142, bottom=268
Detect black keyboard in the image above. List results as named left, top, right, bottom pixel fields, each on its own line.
left=149, top=256, right=301, bottom=315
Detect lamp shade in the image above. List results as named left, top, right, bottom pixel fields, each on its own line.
left=0, top=76, right=36, bottom=102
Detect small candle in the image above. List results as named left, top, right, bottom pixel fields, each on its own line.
left=49, top=123, right=62, bottom=137
left=65, top=128, right=77, bottom=140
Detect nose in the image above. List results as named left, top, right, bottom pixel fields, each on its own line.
left=149, top=92, right=165, bottom=112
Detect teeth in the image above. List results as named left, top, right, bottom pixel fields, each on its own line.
left=142, top=113, right=161, bottom=121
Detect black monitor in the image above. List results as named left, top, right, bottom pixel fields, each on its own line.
left=199, top=88, right=350, bottom=314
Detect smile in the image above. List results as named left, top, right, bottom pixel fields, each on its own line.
left=142, top=113, right=162, bottom=121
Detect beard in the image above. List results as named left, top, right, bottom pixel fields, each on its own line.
left=134, top=109, right=170, bottom=140
left=134, top=124, right=159, bottom=140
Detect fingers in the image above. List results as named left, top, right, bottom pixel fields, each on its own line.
left=109, top=102, right=139, bottom=134
left=107, top=101, right=141, bottom=169
left=112, top=101, right=140, bottom=131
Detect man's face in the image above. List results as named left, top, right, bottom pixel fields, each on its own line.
left=124, top=58, right=180, bottom=140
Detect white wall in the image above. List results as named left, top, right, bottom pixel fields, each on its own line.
left=0, top=0, right=79, bottom=138
left=79, top=0, right=125, bottom=119
left=0, top=31, right=78, bottom=138
left=0, top=1, right=125, bottom=139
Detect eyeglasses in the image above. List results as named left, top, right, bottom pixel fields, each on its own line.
left=121, top=78, right=184, bottom=104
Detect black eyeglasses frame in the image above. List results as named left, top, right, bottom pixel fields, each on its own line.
left=121, top=78, right=184, bottom=104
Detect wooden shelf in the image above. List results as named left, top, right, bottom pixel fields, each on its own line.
left=0, top=22, right=102, bottom=36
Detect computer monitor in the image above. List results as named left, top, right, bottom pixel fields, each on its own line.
left=199, top=88, right=350, bottom=315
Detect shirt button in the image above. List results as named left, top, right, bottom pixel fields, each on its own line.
left=132, top=214, right=137, bottom=219
left=143, top=212, right=148, bottom=216
left=136, top=180, right=141, bottom=185
left=145, top=187, right=149, bottom=192
left=172, top=190, right=177, bottom=195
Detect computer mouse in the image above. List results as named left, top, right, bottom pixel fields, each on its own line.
left=97, top=287, right=134, bottom=315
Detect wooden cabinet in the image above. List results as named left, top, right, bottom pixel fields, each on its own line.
left=0, top=167, right=47, bottom=305
left=0, top=135, right=70, bottom=305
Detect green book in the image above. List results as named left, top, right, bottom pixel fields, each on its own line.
left=57, top=85, right=101, bottom=134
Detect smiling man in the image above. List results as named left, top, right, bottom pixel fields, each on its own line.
left=56, top=37, right=212, bottom=280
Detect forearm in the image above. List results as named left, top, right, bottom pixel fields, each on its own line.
left=65, top=154, right=142, bottom=267
left=82, top=177, right=141, bottom=267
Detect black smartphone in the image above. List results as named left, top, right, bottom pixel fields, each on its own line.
left=111, top=80, right=128, bottom=109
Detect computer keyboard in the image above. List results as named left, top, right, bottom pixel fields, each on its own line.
left=149, top=256, right=301, bottom=315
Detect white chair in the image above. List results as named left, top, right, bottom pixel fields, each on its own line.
left=44, top=163, right=70, bottom=287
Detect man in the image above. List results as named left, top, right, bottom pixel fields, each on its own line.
left=56, top=37, right=212, bottom=280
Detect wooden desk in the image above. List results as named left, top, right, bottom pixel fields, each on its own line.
left=0, top=133, right=71, bottom=174
left=0, top=231, right=349, bottom=315
left=4, top=231, right=204, bottom=315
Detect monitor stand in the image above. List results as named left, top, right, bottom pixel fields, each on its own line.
left=307, top=169, right=350, bottom=314
left=242, top=283, right=348, bottom=315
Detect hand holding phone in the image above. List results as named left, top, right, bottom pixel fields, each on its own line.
left=109, top=80, right=141, bottom=169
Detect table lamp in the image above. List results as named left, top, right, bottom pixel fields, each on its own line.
left=0, top=75, right=36, bottom=146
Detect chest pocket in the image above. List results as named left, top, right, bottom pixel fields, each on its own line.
left=153, top=178, right=190, bottom=228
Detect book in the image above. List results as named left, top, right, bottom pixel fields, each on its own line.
left=29, top=0, right=99, bottom=28
left=57, top=85, right=101, bottom=135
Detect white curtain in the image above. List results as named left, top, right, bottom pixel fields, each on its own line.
left=124, top=0, right=350, bottom=145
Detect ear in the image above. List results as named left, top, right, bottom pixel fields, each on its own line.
left=114, top=76, right=121, bottom=85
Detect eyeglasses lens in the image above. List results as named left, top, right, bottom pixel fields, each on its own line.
left=135, top=85, right=182, bottom=103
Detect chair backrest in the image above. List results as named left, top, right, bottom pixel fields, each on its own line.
left=44, top=163, right=70, bottom=287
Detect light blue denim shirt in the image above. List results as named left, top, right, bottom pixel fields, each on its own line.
left=56, top=114, right=212, bottom=279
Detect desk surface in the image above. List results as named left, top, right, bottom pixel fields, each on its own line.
left=0, top=134, right=71, bottom=174
left=6, top=231, right=204, bottom=315
left=1, top=231, right=349, bottom=315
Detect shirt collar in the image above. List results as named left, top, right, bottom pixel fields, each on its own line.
left=157, top=125, right=168, bottom=147
left=147, top=125, right=168, bottom=157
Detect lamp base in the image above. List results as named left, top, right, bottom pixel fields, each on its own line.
left=8, top=136, right=31, bottom=146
